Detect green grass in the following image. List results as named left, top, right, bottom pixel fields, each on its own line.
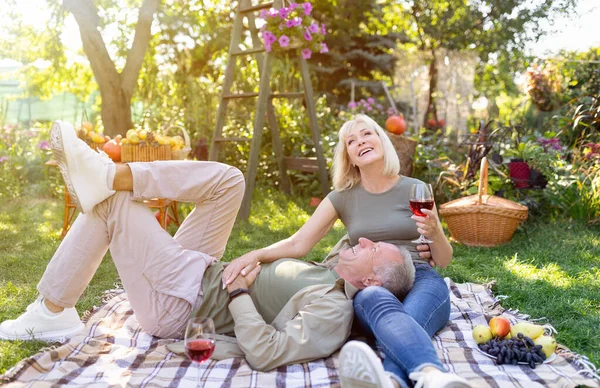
left=0, top=188, right=599, bottom=374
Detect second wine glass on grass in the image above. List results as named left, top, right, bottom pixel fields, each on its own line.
left=409, top=183, right=435, bottom=244
left=184, top=316, right=215, bottom=387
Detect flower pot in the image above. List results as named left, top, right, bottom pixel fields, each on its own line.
left=508, top=160, right=530, bottom=188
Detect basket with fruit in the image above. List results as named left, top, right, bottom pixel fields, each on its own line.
left=472, top=317, right=557, bottom=368
left=121, top=129, right=172, bottom=162
left=76, top=121, right=109, bottom=151
left=165, top=126, right=191, bottom=160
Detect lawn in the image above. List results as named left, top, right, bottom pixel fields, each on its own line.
left=0, top=188, right=599, bottom=374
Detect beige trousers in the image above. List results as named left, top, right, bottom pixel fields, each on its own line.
left=37, top=161, right=245, bottom=338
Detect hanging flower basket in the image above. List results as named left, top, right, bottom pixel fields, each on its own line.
left=259, top=1, right=328, bottom=59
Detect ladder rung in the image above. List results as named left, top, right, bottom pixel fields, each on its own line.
left=239, top=2, right=274, bottom=14
left=270, top=92, right=304, bottom=99
left=223, top=92, right=259, bottom=99
left=232, top=47, right=265, bottom=56
left=214, top=137, right=251, bottom=142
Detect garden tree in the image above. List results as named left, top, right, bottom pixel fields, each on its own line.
left=62, top=0, right=160, bottom=137
left=380, top=0, right=577, bottom=127
left=311, top=0, right=410, bottom=104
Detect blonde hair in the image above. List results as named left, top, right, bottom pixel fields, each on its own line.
left=332, top=114, right=400, bottom=191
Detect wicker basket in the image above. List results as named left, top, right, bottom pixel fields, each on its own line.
left=121, top=144, right=172, bottom=162
left=439, top=157, right=528, bottom=247
left=166, top=126, right=191, bottom=160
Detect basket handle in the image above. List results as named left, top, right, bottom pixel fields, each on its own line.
left=477, top=157, right=488, bottom=205
left=166, top=126, right=191, bottom=148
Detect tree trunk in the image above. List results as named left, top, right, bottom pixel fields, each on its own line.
left=423, top=50, right=438, bottom=129
left=63, top=0, right=159, bottom=137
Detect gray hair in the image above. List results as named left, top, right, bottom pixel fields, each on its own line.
left=374, top=246, right=415, bottom=301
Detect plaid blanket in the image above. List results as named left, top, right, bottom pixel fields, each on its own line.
left=2, top=279, right=599, bottom=387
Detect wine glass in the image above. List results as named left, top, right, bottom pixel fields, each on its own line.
left=184, top=316, right=215, bottom=387
left=409, top=183, right=435, bottom=244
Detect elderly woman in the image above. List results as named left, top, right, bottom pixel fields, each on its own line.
left=223, top=114, right=470, bottom=388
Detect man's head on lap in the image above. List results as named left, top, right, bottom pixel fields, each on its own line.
left=336, top=237, right=415, bottom=300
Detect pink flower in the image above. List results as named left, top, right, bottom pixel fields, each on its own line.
left=37, top=140, right=51, bottom=150
left=293, top=18, right=302, bottom=27
left=308, top=22, right=319, bottom=34
left=279, top=7, right=290, bottom=18
left=260, top=9, right=268, bottom=18
left=302, top=2, right=312, bottom=15
left=304, top=30, right=312, bottom=41
left=348, top=101, right=357, bottom=109
left=377, top=104, right=383, bottom=110
left=290, top=2, right=299, bottom=10
left=301, top=48, right=312, bottom=59
left=0, top=156, right=7, bottom=163
left=367, top=97, right=375, bottom=104
left=262, top=31, right=277, bottom=45
left=319, top=43, right=329, bottom=53
left=321, top=23, right=326, bottom=34
left=285, top=19, right=296, bottom=28
left=269, top=8, right=279, bottom=17
left=265, top=42, right=272, bottom=52
left=279, top=35, right=290, bottom=47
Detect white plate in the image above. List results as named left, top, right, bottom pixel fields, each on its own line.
left=476, top=347, right=556, bottom=364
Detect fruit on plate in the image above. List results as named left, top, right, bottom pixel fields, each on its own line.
left=533, top=335, right=557, bottom=359
left=472, top=325, right=493, bottom=344
left=478, top=335, right=549, bottom=368
left=510, top=322, right=545, bottom=340
left=489, top=316, right=511, bottom=338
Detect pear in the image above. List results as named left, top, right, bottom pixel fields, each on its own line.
left=472, top=325, right=493, bottom=344
left=138, top=130, right=148, bottom=140
left=533, top=335, right=557, bottom=359
left=90, top=132, right=106, bottom=144
left=127, top=132, right=140, bottom=145
left=511, top=322, right=545, bottom=340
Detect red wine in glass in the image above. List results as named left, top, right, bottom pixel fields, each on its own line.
left=184, top=316, right=215, bottom=386
left=185, top=339, right=215, bottom=364
left=409, top=183, right=434, bottom=244
left=409, top=200, right=435, bottom=217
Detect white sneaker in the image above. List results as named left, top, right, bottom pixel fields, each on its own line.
left=50, top=120, right=115, bottom=213
left=409, top=370, right=472, bottom=388
left=0, top=299, right=84, bottom=342
left=338, top=341, right=394, bottom=388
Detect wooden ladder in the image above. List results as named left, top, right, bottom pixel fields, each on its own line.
left=209, top=0, right=330, bottom=220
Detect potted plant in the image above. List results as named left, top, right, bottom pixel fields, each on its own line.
left=505, top=138, right=561, bottom=189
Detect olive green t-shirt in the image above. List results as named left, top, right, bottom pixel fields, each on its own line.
left=326, top=176, right=427, bottom=264
left=196, top=259, right=339, bottom=335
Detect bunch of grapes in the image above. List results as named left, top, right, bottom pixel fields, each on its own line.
left=478, top=333, right=546, bottom=368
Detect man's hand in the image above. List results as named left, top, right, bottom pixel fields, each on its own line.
left=226, top=264, right=262, bottom=293
left=416, top=244, right=435, bottom=267
left=222, top=250, right=261, bottom=287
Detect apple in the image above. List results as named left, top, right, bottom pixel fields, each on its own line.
left=437, top=119, right=445, bottom=128
left=489, top=316, right=511, bottom=338
left=103, top=139, right=122, bottom=162
left=385, top=115, right=406, bottom=135
left=427, top=118, right=437, bottom=128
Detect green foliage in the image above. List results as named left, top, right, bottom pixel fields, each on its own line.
left=0, top=123, right=61, bottom=199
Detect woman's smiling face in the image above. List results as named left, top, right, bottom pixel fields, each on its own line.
left=344, top=121, right=384, bottom=168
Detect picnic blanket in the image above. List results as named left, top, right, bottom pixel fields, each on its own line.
left=2, top=279, right=599, bottom=387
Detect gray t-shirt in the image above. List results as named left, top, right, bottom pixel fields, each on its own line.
left=326, top=176, right=427, bottom=264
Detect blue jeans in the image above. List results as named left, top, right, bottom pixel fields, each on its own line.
left=353, top=264, right=451, bottom=388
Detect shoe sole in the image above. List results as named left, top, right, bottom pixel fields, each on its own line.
left=338, top=341, right=392, bottom=388
left=50, top=122, right=82, bottom=211
left=0, top=322, right=85, bottom=342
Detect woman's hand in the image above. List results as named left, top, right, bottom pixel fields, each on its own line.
left=411, top=208, right=444, bottom=242
left=222, top=250, right=261, bottom=287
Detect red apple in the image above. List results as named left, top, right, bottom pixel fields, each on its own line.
left=489, top=316, right=511, bottom=338
left=385, top=115, right=406, bottom=135
left=437, top=119, right=445, bottom=128
left=103, top=139, right=122, bottom=162
left=427, top=118, right=437, bottom=128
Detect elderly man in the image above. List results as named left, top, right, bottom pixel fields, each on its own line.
left=0, top=121, right=416, bottom=371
